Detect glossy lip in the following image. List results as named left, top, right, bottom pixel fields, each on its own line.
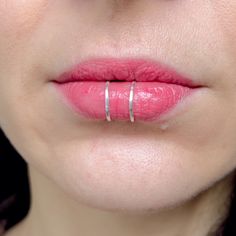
left=51, top=57, right=204, bottom=122
left=52, top=57, right=203, bottom=88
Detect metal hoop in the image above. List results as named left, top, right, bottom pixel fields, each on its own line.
left=129, top=81, right=136, bottom=122
left=105, top=81, right=111, bottom=121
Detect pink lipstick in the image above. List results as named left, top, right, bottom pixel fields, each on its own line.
left=52, top=58, right=202, bottom=122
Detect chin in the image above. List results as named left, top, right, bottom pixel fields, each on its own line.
left=43, top=137, right=229, bottom=215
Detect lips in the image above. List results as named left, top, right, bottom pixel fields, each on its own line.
left=52, top=58, right=202, bottom=122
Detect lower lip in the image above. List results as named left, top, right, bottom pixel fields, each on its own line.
left=53, top=81, right=196, bottom=122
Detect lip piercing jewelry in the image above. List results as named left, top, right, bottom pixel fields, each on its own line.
left=105, top=80, right=136, bottom=122
left=129, top=81, right=136, bottom=123
left=105, top=81, right=111, bottom=122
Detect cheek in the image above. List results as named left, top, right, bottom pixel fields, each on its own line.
left=0, top=0, right=48, bottom=37
left=212, top=2, right=236, bottom=52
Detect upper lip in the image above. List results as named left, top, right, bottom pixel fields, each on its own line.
left=52, top=58, right=203, bottom=88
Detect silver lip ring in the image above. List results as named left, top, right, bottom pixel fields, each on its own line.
left=105, top=81, right=111, bottom=122
left=129, top=81, right=135, bottom=123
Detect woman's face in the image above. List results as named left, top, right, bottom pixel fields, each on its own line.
left=1, top=1, right=236, bottom=213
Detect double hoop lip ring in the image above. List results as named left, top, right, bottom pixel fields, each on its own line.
left=105, top=81, right=136, bottom=122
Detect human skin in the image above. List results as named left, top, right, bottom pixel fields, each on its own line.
left=1, top=1, right=236, bottom=236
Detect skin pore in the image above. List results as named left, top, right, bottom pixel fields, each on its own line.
left=1, top=1, right=236, bottom=236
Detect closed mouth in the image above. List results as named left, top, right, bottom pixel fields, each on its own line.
left=52, top=57, right=204, bottom=122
